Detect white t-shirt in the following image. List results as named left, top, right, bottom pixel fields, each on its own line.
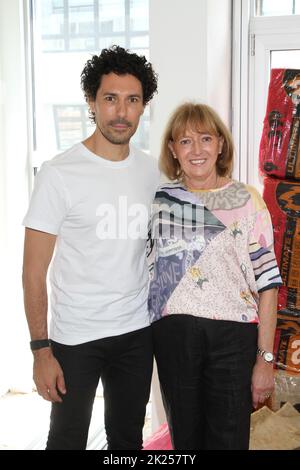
left=23, top=142, right=160, bottom=345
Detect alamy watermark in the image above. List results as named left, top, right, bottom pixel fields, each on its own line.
left=95, top=196, right=205, bottom=240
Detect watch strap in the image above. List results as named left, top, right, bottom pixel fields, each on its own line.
left=30, top=339, right=51, bottom=351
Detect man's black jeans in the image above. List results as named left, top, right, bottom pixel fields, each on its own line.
left=46, top=326, right=153, bottom=450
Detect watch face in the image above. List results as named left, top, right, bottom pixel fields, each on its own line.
left=264, top=352, right=274, bottom=362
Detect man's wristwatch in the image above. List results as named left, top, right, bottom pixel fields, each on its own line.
left=257, top=347, right=274, bottom=364
left=30, top=339, right=51, bottom=351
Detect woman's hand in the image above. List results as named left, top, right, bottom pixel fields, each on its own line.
left=251, top=355, right=275, bottom=409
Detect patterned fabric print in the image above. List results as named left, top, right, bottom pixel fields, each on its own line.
left=149, top=181, right=283, bottom=324
left=149, top=185, right=226, bottom=322
left=192, top=180, right=251, bottom=210
left=166, top=217, right=259, bottom=322
left=249, top=209, right=281, bottom=292
left=248, top=199, right=282, bottom=292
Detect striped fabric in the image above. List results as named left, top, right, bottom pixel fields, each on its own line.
left=148, top=180, right=282, bottom=324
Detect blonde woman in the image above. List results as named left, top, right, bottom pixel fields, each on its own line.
left=149, top=103, right=282, bottom=450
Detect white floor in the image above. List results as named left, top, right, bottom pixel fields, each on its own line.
left=0, top=391, right=152, bottom=450
left=0, top=391, right=106, bottom=450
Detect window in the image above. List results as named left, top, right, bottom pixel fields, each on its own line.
left=232, top=0, right=300, bottom=190
left=256, top=0, right=300, bottom=17
left=53, top=105, right=94, bottom=150
left=249, top=36, right=300, bottom=190
left=271, top=50, right=300, bottom=68
left=29, top=0, right=149, bottom=169
left=39, top=0, right=148, bottom=53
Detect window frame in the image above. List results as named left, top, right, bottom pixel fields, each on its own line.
left=232, top=0, right=300, bottom=188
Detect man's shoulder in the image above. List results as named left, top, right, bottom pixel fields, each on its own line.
left=34, top=143, right=87, bottom=186
left=49, top=142, right=82, bottom=167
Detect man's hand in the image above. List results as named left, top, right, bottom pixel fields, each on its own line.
left=33, top=348, right=66, bottom=403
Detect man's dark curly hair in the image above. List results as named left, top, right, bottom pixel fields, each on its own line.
left=81, top=45, right=158, bottom=118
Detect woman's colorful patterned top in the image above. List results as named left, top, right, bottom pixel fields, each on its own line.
left=148, top=180, right=282, bottom=324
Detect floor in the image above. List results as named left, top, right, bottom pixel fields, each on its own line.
left=0, top=391, right=151, bottom=450
left=2, top=391, right=299, bottom=450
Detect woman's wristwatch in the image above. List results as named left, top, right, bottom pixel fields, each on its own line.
left=257, top=347, right=274, bottom=364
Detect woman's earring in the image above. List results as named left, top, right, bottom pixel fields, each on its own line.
left=173, top=153, right=177, bottom=159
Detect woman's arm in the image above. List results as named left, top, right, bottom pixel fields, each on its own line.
left=251, top=288, right=278, bottom=409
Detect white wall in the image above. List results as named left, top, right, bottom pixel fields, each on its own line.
left=150, top=0, right=232, bottom=160
left=0, top=0, right=33, bottom=394
left=207, top=0, right=232, bottom=125
left=149, top=0, right=206, bottom=161
left=149, top=0, right=232, bottom=431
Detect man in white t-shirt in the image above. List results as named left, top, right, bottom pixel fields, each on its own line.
left=22, top=45, right=159, bottom=450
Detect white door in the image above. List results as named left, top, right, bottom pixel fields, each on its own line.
left=249, top=16, right=300, bottom=191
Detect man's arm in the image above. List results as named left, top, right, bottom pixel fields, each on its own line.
left=22, top=228, right=66, bottom=402
left=23, top=228, right=56, bottom=340
left=251, top=288, right=278, bottom=408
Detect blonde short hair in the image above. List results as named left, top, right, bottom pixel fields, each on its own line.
left=160, top=102, right=234, bottom=180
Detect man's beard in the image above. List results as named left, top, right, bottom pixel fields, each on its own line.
left=96, top=119, right=136, bottom=145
